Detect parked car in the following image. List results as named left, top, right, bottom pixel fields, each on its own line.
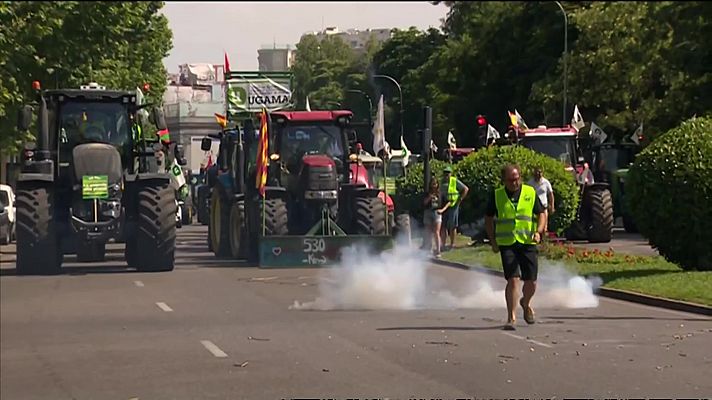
left=0, top=184, right=15, bottom=243
left=0, top=199, right=10, bottom=245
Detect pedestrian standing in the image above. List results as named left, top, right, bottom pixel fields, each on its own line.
left=423, top=178, right=451, bottom=258
left=485, top=164, right=547, bottom=330
left=527, top=166, right=555, bottom=233
left=440, top=166, right=469, bottom=250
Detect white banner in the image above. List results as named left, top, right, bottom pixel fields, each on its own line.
left=226, top=76, right=292, bottom=114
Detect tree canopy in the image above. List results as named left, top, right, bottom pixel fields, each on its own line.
left=0, top=1, right=173, bottom=155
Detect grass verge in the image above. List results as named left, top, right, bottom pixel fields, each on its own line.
left=441, top=236, right=712, bottom=307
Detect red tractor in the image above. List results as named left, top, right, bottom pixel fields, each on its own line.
left=208, top=110, right=392, bottom=266
left=516, top=126, right=614, bottom=243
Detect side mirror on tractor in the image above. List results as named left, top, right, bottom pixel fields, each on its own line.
left=17, top=105, right=33, bottom=131
left=151, top=107, right=168, bottom=131
left=200, top=137, right=213, bottom=152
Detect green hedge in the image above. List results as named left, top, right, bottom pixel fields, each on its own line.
left=627, top=116, right=712, bottom=271
left=397, top=146, right=580, bottom=233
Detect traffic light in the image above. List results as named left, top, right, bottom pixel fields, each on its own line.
left=476, top=114, right=488, bottom=146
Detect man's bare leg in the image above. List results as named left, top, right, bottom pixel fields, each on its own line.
left=521, top=280, right=537, bottom=323
left=449, top=228, right=457, bottom=248
left=521, top=280, right=537, bottom=306
left=505, top=277, right=520, bottom=323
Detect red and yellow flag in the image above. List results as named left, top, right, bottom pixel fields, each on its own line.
left=255, top=108, right=269, bottom=197
left=214, top=113, right=227, bottom=128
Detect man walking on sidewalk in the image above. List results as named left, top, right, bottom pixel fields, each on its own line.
left=485, top=164, right=547, bottom=330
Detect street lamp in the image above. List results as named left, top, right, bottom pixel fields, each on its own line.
left=372, top=74, right=404, bottom=141
left=345, top=89, right=373, bottom=126
left=554, top=1, right=568, bottom=127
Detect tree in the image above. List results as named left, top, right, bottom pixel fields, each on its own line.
left=531, top=2, right=712, bottom=138
left=0, top=1, right=173, bottom=155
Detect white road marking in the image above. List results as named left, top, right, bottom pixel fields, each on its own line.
left=155, top=302, right=173, bottom=312
left=134, top=281, right=144, bottom=287
left=200, top=340, right=228, bottom=358
left=502, top=331, right=553, bottom=348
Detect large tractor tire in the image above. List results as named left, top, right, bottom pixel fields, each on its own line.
left=181, top=202, right=193, bottom=226
left=15, top=186, right=62, bottom=275
left=564, top=220, right=588, bottom=241
left=209, top=187, right=231, bottom=257
left=132, top=182, right=177, bottom=272
left=587, top=187, right=614, bottom=243
left=229, top=200, right=249, bottom=259
left=76, top=242, right=106, bottom=262
left=261, top=198, right=289, bottom=236
left=197, top=186, right=210, bottom=225
left=354, top=196, right=387, bottom=235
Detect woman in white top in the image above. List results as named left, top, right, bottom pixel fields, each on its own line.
left=527, top=167, right=554, bottom=233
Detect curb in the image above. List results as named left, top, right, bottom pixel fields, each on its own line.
left=431, top=258, right=712, bottom=317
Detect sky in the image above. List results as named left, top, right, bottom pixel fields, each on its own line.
left=161, top=1, right=449, bottom=72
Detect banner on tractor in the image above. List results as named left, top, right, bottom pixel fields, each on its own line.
left=226, top=72, right=293, bottom=115
left=82, top=175, right=109, bottom=200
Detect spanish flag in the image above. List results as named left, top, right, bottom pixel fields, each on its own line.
left=255, top=108, right=269, bottom=197
left=214, top=113, right=227, bottom=128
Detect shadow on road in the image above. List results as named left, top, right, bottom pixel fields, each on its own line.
left=377, top=325, right=505, bottom=331
left=545, top=315, right=711, bottom=322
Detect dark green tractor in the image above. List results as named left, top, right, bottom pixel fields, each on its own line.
left=589, top=142, right=641, bottom=233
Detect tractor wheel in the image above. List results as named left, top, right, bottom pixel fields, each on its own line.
left=133, top=182, right=176, bottom=272
left=76, top=242, right=106, bottom=262
left=15, top=186, right=62, bottom=275
left=197, top=186, right=210, bottom=225
left=209, top=188, right=231, bottom=257
left=394, top=213, right=412, bottom=245
left=587, top=187, right=614, bottom=243
left=354, top=196, right=387, bottom=235
left=181, top=203, right=193, bottom=226
left=564, top=220, right=588, bottom=241
left=261, top=198, right=289, bottom=236
left=623, top=213, right=638, bottom=233
left=229, top=200, right=249, bottom=259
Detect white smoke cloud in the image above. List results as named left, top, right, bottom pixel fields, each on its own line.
left=290, top=243, right=602, bottom=311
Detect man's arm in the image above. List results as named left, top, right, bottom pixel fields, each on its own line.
left=547, top=180, right=555, bottom=212
left=485, top=215, right=498, bottom=252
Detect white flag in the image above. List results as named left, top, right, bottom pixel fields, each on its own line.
left=631, top=123, right=643, bottom=145
left=515, top=109, right=529, bottom=130
left=372, top=95, right=387, bottom=157
left=430, top=139, right=438, bottom=153
left=400, top=135, right=411, bottom=167
left=305, top=96, right=311, bottom=112
left=571, top=104, right=585, bottom=131
left=589, top=122, right=608, bottom=144
left=447, top=130, right=457, bottom=149
left=487, top=124, right=501, bottom=140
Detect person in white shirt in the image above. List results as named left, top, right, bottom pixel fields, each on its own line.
left=527, top=167, right=554, bottom=233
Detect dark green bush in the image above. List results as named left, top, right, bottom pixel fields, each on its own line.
left=627, top=116, right=712, bottom=271
left=397, top=146, right=580, bottom=233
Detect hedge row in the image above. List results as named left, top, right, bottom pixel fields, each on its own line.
left=627, top=116, right=712, bottom=271
left=396, top=146, right=580, bottom=233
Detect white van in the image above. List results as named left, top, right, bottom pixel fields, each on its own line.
left=0, top=184, right=15, bottom=243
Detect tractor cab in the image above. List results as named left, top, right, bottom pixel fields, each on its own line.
left=517, top=126, right=581, bottom=168
left=590, top=142, right=641, bottom=183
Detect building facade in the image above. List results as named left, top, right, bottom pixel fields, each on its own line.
left=257, top=45, right=296, bottom=72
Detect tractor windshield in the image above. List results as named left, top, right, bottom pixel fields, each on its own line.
left=520, top=136, right=577, bottom=165
left=58, top=101, right=131, bottom=150
left=279, top=124, right=344, bottom=163
left=595, top=146, right=637, bottom=172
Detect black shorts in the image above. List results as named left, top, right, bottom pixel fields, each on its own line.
left=500, top=244, right=538, bottom=281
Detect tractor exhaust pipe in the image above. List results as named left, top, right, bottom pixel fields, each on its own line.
left=37, top=94, right=50, bottom=159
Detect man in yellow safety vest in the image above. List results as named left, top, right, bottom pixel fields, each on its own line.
left=485, top=163, right=546, bottom=331
left=440, top=166, right=469, bottom=250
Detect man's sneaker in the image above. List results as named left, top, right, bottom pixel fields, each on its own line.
left=520, top=298, right=536, bottom=324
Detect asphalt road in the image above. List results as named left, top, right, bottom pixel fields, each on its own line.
left=1, top=225, right=710, bottom=399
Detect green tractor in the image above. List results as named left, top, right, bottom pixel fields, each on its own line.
left=14, top=81, right=179, bottom=274
left=588, top=142, right=641, bottom=233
